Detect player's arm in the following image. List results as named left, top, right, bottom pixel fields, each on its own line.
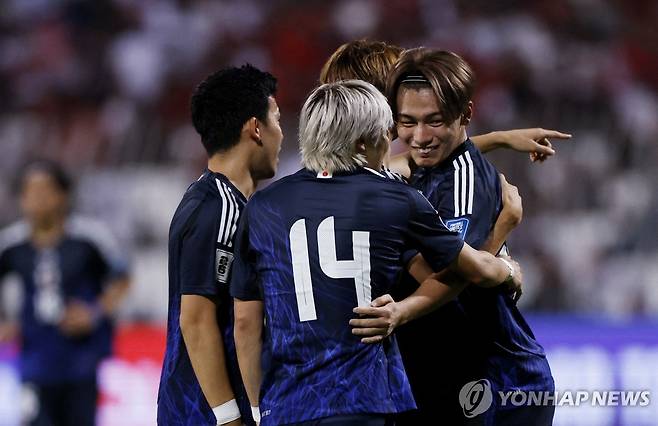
left=59, top=277, right=131, bottom=337
left=404, top=172, right=522, bottom=288
left=351, top=247, right=521, bottom=344
left=351, top=270, right=466, bottom=343
left=480, top=174, right=522, bottom=254
left=471, top=128, right=571, bottom=162
left=60, top=223, right=132, bottom=337
left=234, top=299, right=263, bottom=423
left=178, top=206, right=241, bottom=425
left=0, top=252, right=19, bottom=343
left=181, top=295, right=241, bottom=425
left=351, top=190, right=522, bottom=342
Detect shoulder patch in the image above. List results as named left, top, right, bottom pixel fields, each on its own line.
left=215, top=248, right=234, bottom=284
left=445, top=217, right=470, bottom=240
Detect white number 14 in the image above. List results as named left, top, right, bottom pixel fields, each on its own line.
left=289, top=216, right=371, bottom=322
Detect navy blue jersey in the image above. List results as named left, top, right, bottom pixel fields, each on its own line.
left=157, top=170, right=254, bottom=426
left=0, top=217, right=129, bottom=384
left=397, top=139, right=553, bottom=424
left=230, top=167, right=464, bottom=426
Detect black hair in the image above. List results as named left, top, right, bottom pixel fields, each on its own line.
left=16, top=159, right=73, bottom=195
left=191, top=64, right=277, bottom=156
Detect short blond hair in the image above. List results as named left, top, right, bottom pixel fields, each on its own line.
left=299, top=80, right=393, bottom=173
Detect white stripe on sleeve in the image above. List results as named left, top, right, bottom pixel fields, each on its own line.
left=215, top=179, right=230, bottom=244
left=452, top=159, right=461, bottom=217
left=465, top=151, right=475, bottom=214
left=458, top=155, right=467, bottom=217
left=225, top=185, right=241, bottom=247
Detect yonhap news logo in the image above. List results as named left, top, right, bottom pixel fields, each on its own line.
left=459, top=379, right=493, bottom=418
left=459, top=380, right=651, bottom=418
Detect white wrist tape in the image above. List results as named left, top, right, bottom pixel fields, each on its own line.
left=212, top=399, right=240, bottom=425
left=499, top=257, right=514, bottom=282
left=251, top=406, right=261, bottom=423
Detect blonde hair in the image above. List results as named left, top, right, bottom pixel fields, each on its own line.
left=299, top=80, right=393, bottom=173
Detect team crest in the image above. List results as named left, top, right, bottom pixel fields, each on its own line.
left=445, top=218, right=470, bottom=240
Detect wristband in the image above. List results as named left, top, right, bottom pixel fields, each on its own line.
left=498, top=257, right=514, bottom=283
left=251, top=406, right=261, bottom=423
left=212, top=399, right=240, bottom=425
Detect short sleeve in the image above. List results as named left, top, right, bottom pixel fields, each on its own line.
left=66, top=217, right=130, bottom=283
left=179, top=205, right=222, bottom=296
left=90, top=223, right=129, bottom=282
left=405, top=189, right=464, bottom=272
left=400, top=248, right=419, bottom=266
left=435, top=154, right=502, bottom=248
left=229, top=203, right=261, bottom=301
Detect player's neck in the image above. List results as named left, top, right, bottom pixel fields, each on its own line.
left=207, top=153, right=256, bottom=199
left=30, top=216, right=66, bottom=248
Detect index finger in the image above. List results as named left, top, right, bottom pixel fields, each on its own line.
left=353, top=306, right=388, bottom=317
left=540, top=129, right=572, bottom=140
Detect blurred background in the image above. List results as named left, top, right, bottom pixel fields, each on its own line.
left=0, top=0, right=656, bottom=425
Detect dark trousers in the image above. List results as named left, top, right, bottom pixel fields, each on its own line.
left=25, top=379, right=98, bottom=426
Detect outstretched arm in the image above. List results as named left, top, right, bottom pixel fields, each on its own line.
left=472, top=128, right=571, bottom=162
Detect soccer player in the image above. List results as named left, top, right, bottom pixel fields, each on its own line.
left=359, top=49, right=556, bottom=425
left=230, top=80, right=523, bottom=426
left=0, top=160, right=130, bottom=426
left=157, top=64, right=282, bottom=426
left=319, top=39, right=571, bottom=169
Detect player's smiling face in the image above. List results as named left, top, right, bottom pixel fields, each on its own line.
left=396, top=86, right=466, bottom=168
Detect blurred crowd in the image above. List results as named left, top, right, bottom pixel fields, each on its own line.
left=0, top=0, right=656, bottom=320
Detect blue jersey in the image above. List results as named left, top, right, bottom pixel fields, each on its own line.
left=0, top=217, right=128, bottom=384
left=157, top=170, right=254, bottom=426
left=230, top=167, right=465, bottom=426
left=397, top=140, right=553, bottom=423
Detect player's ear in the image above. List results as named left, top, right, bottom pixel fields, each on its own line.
left=356, top=139, right=367, bottom=154
left=460, top=101, right=473, bottom=126
left=243, top=117, right=262, bottom=144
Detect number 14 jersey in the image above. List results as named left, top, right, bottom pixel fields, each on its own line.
left=230, top=167, right=465, bottom=425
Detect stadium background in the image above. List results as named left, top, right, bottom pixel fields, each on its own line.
left=0, top=0, right=656, bottom=425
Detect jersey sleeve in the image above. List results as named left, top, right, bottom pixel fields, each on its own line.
left=439, top=151, right=502, bottom=248
left=67, top=217, right=130, bottom=283
left=229, top=203, right=261, bottom=301
left=405, top=189, right=465, bottom=272
left=179, top=202, right=224, bottom=296
left=91, top=223, right=129, bottom=282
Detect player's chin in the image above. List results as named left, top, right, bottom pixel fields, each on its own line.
left=411, top=153, right=441, bottom=169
